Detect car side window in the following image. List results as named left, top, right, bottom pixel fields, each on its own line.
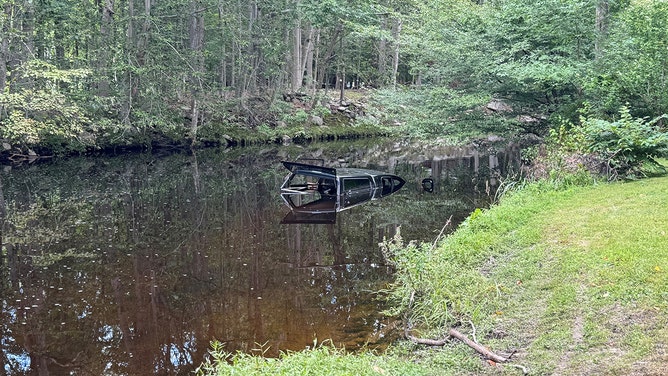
left=342, top=177, right=371, bottom=192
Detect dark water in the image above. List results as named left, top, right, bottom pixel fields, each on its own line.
left=0, top=139, right=520, bottom=375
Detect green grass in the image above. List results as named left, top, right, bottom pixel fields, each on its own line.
left=199, top=174, right=668, bottom=375
left=515, top=178, right=668, bottom=374
left=196, top=341, right=433, bottom=376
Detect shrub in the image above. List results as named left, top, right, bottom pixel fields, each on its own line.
left=0, top=90, right=91, bottom=152
left=532, top=106, right=668, bottom=182
left=581, top=106, right=668, bottom=179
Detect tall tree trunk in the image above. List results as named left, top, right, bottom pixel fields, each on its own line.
left=318, top=24, right=342, bottom=90
left=301, top=24, right=315, bottom=92
left=23, top=0, right=34, bottom=61
left=338, top=29, right=345, bottom=104
left=122, top=0, right=136, bottom=123
left=237, top=0, right=259, bottom=98
left=54, top=16, right=65, bottom=65
left=14, top=0, right=35, bottom=90
left=217, top=2, right=227, bottom=95
left=136, top=0, right=152, bottom=67
left=391, top=18, right=402, bottom=90
left=189, top=0, right=205, bottom=145
left=595, top=1, right=609, bottom=58
left=377, top=15, right=388, bottom=86
left=0, top=3, right=10, bottom=93
left=311, top=30, right=320, bottom=94
left=291, top=19, right=302, bottom=92
left=97, top=0, right=115, bottom=96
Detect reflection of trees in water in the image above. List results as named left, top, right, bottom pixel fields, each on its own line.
left=0, top=140, right=521, bottom=374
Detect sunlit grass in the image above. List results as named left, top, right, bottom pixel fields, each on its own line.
left=384, top=173, right=668, bottom=374
left=484, top=178, right=668, bottom=373
left=196, top=341, right=431, bottom=376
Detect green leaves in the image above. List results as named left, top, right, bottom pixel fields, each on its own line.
left=580, top=106, right=668, bottom=178
left=0, top=88, right=91, bottom=150
left=21, top=59, right=91, bottom=85
left=587, top=1, right=668, bottom=117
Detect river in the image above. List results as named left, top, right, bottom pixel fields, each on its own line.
left=0, top=139, right=520, bottom=375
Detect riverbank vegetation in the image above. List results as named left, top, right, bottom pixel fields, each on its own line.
left=2, top=0, right=668, bottom=160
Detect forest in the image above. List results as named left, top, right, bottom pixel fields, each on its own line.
left=0, top=0, right=667, bottom=157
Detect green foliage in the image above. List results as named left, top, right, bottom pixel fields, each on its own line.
left=196, top=341, right=431, bottom=376
left=282, top=109, right=309, bottom=126
left=547, top=118, right=587, bottom=153
left=0, top=90, right=91, bottom=151
left=586, top=1, right=668, bottom=117
left=380, top=225, right=506, bottom=331
left=0, top=59, right=98, bottom=152
left=484, top=0, right=593, bottom=110
left=580, top=106, right=668, bottom=179
left=0, top=0, right=665, bottom=162
left=20, top=60, right=91, bottom=86
left=531, top=104, right=668, bottom=183
left=403, top=0, right=489, bottom=88
left=368, top=87, right=518, bottom=141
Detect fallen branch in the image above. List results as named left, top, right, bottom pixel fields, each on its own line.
left=447, top=328, right=509, bottom=363
left=405, top=328, right=509, bottom=363
left=405, top=333, right=447, bottom=346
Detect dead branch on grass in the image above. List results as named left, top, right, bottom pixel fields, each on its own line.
left=405, top=328, right=509, bottom=363
left=400, top=215, right=529, bottom=373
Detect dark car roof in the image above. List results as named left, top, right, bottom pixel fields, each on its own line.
left=282, top=161, right=394, bottom=179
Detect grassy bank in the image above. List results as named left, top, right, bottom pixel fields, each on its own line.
left=198, top=176, right=668, bottom=375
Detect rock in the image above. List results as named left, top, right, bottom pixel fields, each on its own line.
left=281, top=135, right=292, bottom=145
left=276, top=121, right=287, bottom=128
left=2, top=142, right=11, bottom=151
left=486, top=99, right=512, bottom=113
left=309, top=115, right=324, bottom=126
left=519, top=133, right=543, bottom=146
left=517, top=115, right=541, bottom=124
left=79, top=131, right=96, bottom=144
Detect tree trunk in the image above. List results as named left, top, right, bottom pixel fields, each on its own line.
left=15, top=0, right=35, bottom=90
left=0, top=3, right=10, bottom=93
left=311, top=30, right=320, bottom=94
left=121, top=0, right=136, bottom=123
left=337, top=24, right=346, bottom=102
left=339, top=67, right=345, bottom=103
left=317, top=24, right=342, bottom=90
left=291, top=19, right=302, bottom=92
left=391, top=18, right=402, bottom=90
left=240, top=0, right=259, bottom=97
left=218, top=3, right=227, bottom=95
left=189, top=0, right=205, bottom=145
left=136, top=0, right=152, bottom=67
left=595, top=1, right=609, bottom=58
left=300, top=24, right=315, bottom=93
left=97, top=0, right=115, bottom=96
left=377, top=15, right=388, bottom=86
left=54, top=17, right=66, bottom=65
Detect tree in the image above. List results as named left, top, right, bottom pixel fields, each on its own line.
left=587, top=1, right=668, bottom=118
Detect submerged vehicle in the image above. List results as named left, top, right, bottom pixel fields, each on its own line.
left=280, top=160, right=406, bottom=224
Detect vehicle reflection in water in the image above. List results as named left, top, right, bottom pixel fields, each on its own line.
left=279, top=161, right=406, bottom=224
